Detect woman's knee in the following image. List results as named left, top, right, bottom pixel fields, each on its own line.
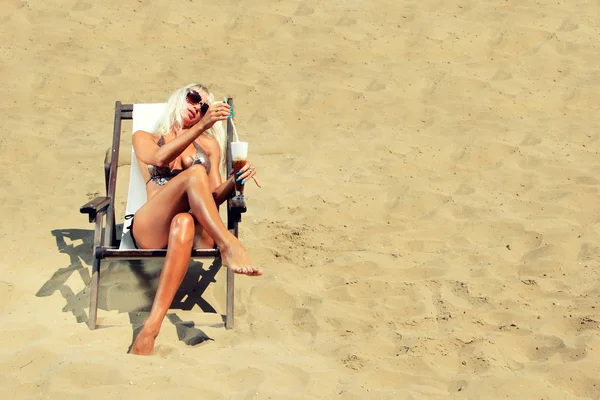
left=169, top=213, right=195, bottom=244
left=185, top=164, right=208, bottom=186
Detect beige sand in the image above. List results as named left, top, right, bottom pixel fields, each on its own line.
left=1, top=0, right=599, bottom=398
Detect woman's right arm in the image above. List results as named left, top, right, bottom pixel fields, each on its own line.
left=132, top=103, right=231, bottom=167
left=132, top=126, right=204, bottom=167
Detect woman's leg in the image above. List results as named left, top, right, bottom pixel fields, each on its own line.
left=193, top=224, right=214, bottom=249
left=130, top=213, right=195, bottom=356
left=133, top=164, right=261, bottom=276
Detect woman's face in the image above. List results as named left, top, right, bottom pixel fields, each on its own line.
left=182, top=88, right=209, bottom=128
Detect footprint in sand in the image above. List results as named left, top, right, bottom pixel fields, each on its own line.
left=336, top=14, right=356, bottom=27
left=488, top=31, right=504, bottom=48
left=459, top=355, right=491, bottom=374
left=101, top=65, right=122, bottom=76
left=366, top=80, right=386, bottom=92
left=152, top=345, right=176, bottom=358
left=565, top=316, right=599, bottom=335
left=491, top=69, right=512, bottom=81
left=294, top=4, right=314, bottom=16
left=520, top=134, right=542, bottom=146
left=292, top=307, right=319, bottom=338
left=577, top=243, right=600, bottom=262
left=513, top=334, right=566, bottom=362
left=72, top=1, right=92, bottom=11
left=560, top=344, right=589, bottom=362
left=558, top=18, right=579, bottom=32
left=454, top=183, right=475, bottom=195
left=342, top=353, right=365, bottom=372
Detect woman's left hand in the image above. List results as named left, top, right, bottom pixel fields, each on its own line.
left=235, top=161, right=261, bottom=188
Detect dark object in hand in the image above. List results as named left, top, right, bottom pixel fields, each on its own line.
left=200, top=102, right=209, bottom=114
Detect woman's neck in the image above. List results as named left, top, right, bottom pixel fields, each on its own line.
left=168, top=129, right=181, bottom=138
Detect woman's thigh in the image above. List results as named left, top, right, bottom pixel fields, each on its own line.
left=133, top=165, right=217, bottom=249
left=133, top=175, right=192, bottom=249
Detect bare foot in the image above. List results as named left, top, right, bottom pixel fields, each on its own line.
left=130, top=326, right=157, bottom=356
left=220, top=239, right=262, bottom=276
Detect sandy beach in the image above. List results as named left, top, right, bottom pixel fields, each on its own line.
left=1, top=0, right=600, bottom=398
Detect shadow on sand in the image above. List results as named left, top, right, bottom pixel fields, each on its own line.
left=37, top=227, right=226, bottom=351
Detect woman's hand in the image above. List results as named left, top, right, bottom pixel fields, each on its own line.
left=198, top=103, right=231, bottom=131
left=235, top=160, right=261, bottom=188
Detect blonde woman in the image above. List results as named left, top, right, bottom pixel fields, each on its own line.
left=129, top=83, right=261, bottom=355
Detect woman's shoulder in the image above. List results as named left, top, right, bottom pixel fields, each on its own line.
left=133, top=130, right=162, bottom=143
left=133, top=130, right=158, bottom=138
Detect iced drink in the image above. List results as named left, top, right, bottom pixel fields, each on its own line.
left=231, top=142, right=248, bottom=195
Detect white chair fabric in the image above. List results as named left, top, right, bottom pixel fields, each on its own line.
left=119, top=103, right=166, bottom=249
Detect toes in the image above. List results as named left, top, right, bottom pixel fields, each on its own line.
left=228, top=265, right=261, bottom=276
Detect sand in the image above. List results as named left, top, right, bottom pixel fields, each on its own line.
left=1, top=0, right=600, bottom=398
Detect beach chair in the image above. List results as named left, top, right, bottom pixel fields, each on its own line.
left=79, top=100, right=246, bottom=330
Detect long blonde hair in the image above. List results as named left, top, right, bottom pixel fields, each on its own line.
left=154, top=83, right=227, bottom=178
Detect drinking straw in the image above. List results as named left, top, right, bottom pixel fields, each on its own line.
left=231, top=119, right=240, bottom=142
left=224, top=97, right=240, bottom=142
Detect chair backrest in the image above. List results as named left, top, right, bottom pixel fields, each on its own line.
left=119, top=103, right=166, bottom=249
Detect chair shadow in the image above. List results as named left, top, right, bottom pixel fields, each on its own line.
left=37, top=227, right=225, bottom=351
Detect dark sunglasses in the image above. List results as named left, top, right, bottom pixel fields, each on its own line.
left=186, top=90, right=209, bottom=114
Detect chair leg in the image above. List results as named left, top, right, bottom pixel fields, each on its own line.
left=225, top=267, right=234, bottom=329
left=88, top=213, right=104, bottom=330
left=88, top=257, right=101, bottom=330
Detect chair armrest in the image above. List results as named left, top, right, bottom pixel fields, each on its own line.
left=80, top=196, right=111, bottom=223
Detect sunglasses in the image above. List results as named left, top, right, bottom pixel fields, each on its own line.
left=186, top=90, right=209, bottom=114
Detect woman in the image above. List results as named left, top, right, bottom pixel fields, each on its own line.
left=129, top=83, right=262, bottom=356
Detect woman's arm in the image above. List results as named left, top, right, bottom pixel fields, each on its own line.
left=204, top=136, right=236, bottom=206
left=133, top=125, right=205, bottom=167
left=212, top=177, right=236, bottom=206
left=205, top=136, right=223, bottom=189
left=210, top=159, right=260, bottom=206
left=133, top=103, right=231, bottom=167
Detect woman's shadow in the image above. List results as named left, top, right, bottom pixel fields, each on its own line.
left=37, top=227, right=225, bottom=350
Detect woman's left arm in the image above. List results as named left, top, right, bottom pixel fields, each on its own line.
left=205, top=137, right=223, bottom=190
left=205, top=137, right=260, bottom=205
left=205, top=137, right=235, bottom=206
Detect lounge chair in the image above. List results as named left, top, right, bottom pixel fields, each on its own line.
left=80, top=100, right=246, bottom=330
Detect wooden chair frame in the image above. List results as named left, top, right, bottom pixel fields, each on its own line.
left=80, top=99, right=246, bottom=330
